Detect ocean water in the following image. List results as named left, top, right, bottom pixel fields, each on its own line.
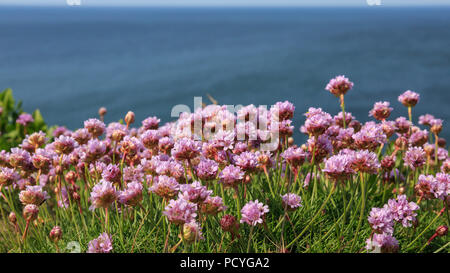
left=1, top=6, right=450, bottom=142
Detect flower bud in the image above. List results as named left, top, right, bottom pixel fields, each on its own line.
left=220, top=214, right=239, bottom=234
left=23, top=204, right=39, bottom=222
left=49, top=226, right=62, bottom=243
left=65, top=171, right=77, bottom=183
left=436, top=225, right=448, bottom=237
left=8, top=212, right=16, bottom=224
left=125, top=111, right=135, bottom=126
left=98, top=107, right=107, bottom=119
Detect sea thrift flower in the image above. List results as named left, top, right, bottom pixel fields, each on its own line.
left=409, top=129, right=428, bottom=147
left=171, top=138, right=201, bottom=161
left=195, top=159, right=219, bottom=181
left=84, top=118, right=106, bottom=138
left=233, top=151, right=259, bottom=173
left=101, top=164, right=121, bottom=184
left=0, top=167, right=20, bottom=186
left=403, top=147, right=426, bottom=170
left=369, top=101, right=393, bottom=121
left=220, top=214, right=240, bottom=239
left=149, top=175, right=179, bottom=199
left=381, top=120, right=397, bottom=138
left=19, top=185, right=49, bottom=206
left=87, top=233, right=113, bottom=253
left=281, top=193, right=302, bottom=211
left=89, top=180, right=119, bottom=210
left=387, top=194, right=420, bottom=227
left=84, top=139, right=107, bottom=162
left=398, top=90, right=420, bottom=107
left=303, top=108, right=333, bottom=136
left=240, top=200, right=269, bottom=226
left=53, top=135, right=77, bottom=155
left=118, top=181, right=143, bottom=206
left=16, top=113, right=34, bottom=126
left=281, top=147, right=306, bottom=170
left=141, top=130, right=160, bottom=149
left=27, top=131, right=47, bottom=148
left=322, top=154, right=355, bottom=182
left=23, top=204, right=39, bottom=222
left=352, top=122, right=386, bottom=151
left=142, top=116, right=160, bottom=130
left=430, top=118, right=443, bottom=135
left=271, top=101, right=295, bottom=121
left=307, top=134, right=333, bottom=163
left=419, top=114, right=435, bottom=127
left=325, top=75, right=354, bottom=97
left=182, top=221, right=204, bottom=243
left=163, top=198, right=197, bottom=225
left=9, top=148, right=31, bottom=169
left=434, top=173, right=449, bottom=200
left=49, top=226, right=62, bottom=243
left=72, top=128, right=92, bottom=145
left=395, top=117, right=412, bottom=134
left=415, top=175, right=437, bottom=200
left=441, top=159, right=450, bottom=173
left=334, top=111, right=354, bottom=128
left=351, top=150, right=380, bottom=174
left=200, top=196, right=227, bottom=215
left=366, top=233, right=399, bottom=253
left=219, top=165, right=244, bottom=188
left=368, top=206, right=394, bottom=234
left=381, top=155, right=396, bottom=172
left=120, top=136, right=142, bottom=157
left=178, top=181, right=212, bottom=203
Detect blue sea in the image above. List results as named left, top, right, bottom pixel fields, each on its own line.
left=1, top=6, right=450, bottom=142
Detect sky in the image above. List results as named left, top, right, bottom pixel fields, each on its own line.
left=1, top=0, right=450, bottom=7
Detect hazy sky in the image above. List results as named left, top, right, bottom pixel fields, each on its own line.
left=1, top=0, right=450, bottom=6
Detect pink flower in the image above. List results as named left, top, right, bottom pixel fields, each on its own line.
left=182, top=221, right=204, bottom=243
left=387, top=194, right=419, bottom=228
left=200, top=196, right=227, bottom=215
left=233, top=151, right=259, bottom=173
left=16, top=113, right=34, bottom=126
left=366, top=233, right=399, bottom=253
left=281, top=147, right=306, bottom=169
left=179, top=181, right=212, bottom=203
left=369, top=101, right=393, bottom=121
left=118, top=181, right=143, bottom=206
left=163, top=198, right=197, bottom=225
left=368, top=206, right=394, bottom=234
left=398, top=90, right=420, bottom=107
left=87, top=233, right=113, bottom=253
left=403, top=146, right=426, bottom=170
left=150, top=175, right=180, bottom=199
left=89, top=180, right=119, bottom=210
left=19, top=185, right=49, bottom=206
left=219, top=165, right=244, bottom=188
left=281, top=193, right=302, bottom=211
left=171, top=138, right=201, bottom=161
left=325, top=75, right=354, bottom=97
left=84, top=118, right=106, bottom=138
left=196, top=159, right=219, bottom=181
left=350, top=150, right=380, bottom=174
left=240, top=200, right=269, bottom=226
left=323, top=154, right=355, bottom=182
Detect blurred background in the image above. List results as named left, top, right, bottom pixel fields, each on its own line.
left=1, top=1, right=450, bottom=142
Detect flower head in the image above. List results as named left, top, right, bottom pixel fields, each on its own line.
left=398, top=90, right=420, bottom=107
left=118, top=181, right=143, bottom=206
left=87, top=233, right=113, bottom=253
left=387, top=194, right=419, bottom=227
left=240, top=200, right=269, bottom=226
left=163, top=198, right=197, bottom=225
left=89, top=180, right=118, bottom=210
left=325, top=75, right=354, bottom=97
left=281, top=193, right=302, bottom=211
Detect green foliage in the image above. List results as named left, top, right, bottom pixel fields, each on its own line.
left=0, top=88, right=50, bottom=150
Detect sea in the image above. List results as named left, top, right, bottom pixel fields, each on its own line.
left=0, top=6, right=449, bottom=142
